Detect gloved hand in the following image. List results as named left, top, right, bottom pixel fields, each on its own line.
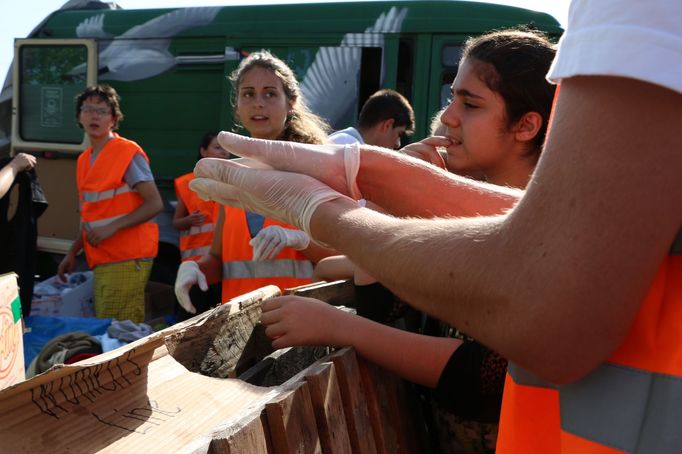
left=190, top=159, right=355, bottom=235
left=250, top=225, right=311, bottom=261
left=174, top=261, right=207, bottom=314
left=215, top=131, right=363, bottom=199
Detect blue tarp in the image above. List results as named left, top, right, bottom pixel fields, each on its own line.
left=23, top=315, right=112, bottom=368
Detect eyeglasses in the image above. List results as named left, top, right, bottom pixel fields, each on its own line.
left=80, top=105, right=111, bottom=116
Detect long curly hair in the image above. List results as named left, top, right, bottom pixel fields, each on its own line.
left=229, top=50, right=330, bottom=145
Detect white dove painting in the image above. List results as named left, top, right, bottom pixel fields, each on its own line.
left=300, top=7, right=408, bottom=128
left=70, top=7, right=221, bottom=82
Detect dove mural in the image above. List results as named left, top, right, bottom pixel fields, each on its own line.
left=300, top=7, right=408, bottom=128
left=70, top=7, right=221, bottom=81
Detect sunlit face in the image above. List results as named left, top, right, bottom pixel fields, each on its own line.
left=78, top=96, right=116, bottom=140
left=200, top=137, right=230, bottom=159
left=236, top=66, right=292, bottom=140
left=440, top=58, right=518, bottom=181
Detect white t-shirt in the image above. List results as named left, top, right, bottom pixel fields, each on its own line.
left=548, top=0, right=682, bottom=95
left=328, top=127, right=365, bottom=145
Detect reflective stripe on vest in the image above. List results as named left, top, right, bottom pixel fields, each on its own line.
left=181, top=246, right=211, bottom=260
left=223, top=259, right=313, bottom=280
left=180, top=223, right=215, bottom=237
left=83, top=213, right=126, bottom=230
left=508, top=361, right=682, bottom=452
left=81, top=183, right=132, bottom=203
left=76, top=136, right=158, bottom=268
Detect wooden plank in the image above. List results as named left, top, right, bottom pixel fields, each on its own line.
left=164, top=286, right=280, bottom=378
left=327, top=348, right=377, bottom=454
left=287, top=280, right=357, bottom=308
left=357, top=359, right=395, bottom=454
left=357, top=359, right=421, bottom=454
left=371, top=364, right=421, bottom=454
left=303, top=362, right=353, bottom=454
left=266, top=382, right=321, bottom=454
left=209, top=410, right=272, bottom=454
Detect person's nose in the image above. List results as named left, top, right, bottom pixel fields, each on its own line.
left=440, top=102, right=460, bottom=129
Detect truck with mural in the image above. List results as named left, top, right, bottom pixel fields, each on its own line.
left=0, top=0, right=561, bottom=273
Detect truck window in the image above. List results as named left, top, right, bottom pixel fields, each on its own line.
left=440, top=44, right=462, bottom=108
left=14, top=41, right=96, bottom=151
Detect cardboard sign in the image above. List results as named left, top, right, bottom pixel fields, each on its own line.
left=0, top=273, right=24, bottom=391
left=0, top=286, right=281, bottom=453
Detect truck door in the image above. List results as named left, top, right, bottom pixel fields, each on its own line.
left=12, top=39, right=97, bottom=253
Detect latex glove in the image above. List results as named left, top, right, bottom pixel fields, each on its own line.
left=215, top=131, right=363, bottom=199
left=191, top=159, right=354, bottom=235
left=174, top=261, right=207, bottom=314
left=250, top=225, right=310, bottom=260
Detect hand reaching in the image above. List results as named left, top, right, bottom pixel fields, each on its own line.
left=11, top=153, right=37, bottom=172
left=174, top=261, right=207, bottom=314
left=85, top=224, right=118, bottom=246
left=57, top=253, right=76, bottom=283
left=187, top=210, right=206, bottom=226
left=191, top=158, right=355, bottom=234
left=260, top=296, right=348, bottom=349
left=250, top=225, right=310, bottom=260
left=215, top=131, right=363, bottom=199
left=400, top=136, right=450, bottom=170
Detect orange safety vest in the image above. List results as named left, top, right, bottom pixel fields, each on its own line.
left=174, top=172, right=217, bottom=262
left=76, top=136, right=158, bottom=268
left=497, top=241, right=682, bottom=453
left=221, top=205, right=313, bottom=303
left=498, top=83, right=682, bottom=452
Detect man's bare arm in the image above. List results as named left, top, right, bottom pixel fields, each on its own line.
left=311, top=76, right=682, bottom=383
left=358, top=148, right=522, bottom=217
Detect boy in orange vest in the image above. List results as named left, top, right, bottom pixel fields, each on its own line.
left=58, top=85, right=163, bottom=323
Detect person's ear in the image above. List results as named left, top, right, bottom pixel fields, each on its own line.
left=380, top=118, right=395, bottom=133
left=514, top=112, right=542, bottom=143
left=199, top=147, right=208, bottom=158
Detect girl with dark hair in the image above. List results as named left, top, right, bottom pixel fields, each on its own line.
left=256, top=30, right=556, bottom=453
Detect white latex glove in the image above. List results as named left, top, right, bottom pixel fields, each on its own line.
left=250, top=225, right=311, bottom=261
left=190, top=159, right=355, bottom=235
left=215, top=131, right=363, bottom=199
left=174, top=261, right=208, bottom=314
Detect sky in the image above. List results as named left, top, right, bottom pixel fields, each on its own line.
left=0, top=0, right=570, bottom=84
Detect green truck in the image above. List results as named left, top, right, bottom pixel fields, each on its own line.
left=2, top=0, right=561, bottom=270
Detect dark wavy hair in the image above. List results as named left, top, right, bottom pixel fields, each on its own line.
left=462, top=29, right=557, bottom=159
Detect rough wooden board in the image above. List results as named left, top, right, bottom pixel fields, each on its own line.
left=288, top=279, right=356, bottom=308
left=265, top=382, right=321, bottom=454
left=165, top=285, right=280, bottom=378
left=328, top=348, right=378, bottom=454
left=358, top=358, right=397, bottom=454
left=304, top=361, right=353, bottom=454
left=257, top=346, right=330, bottom=388
left=0, top=344, right=279, bottom=453
left=381, top=367, right=422, bottom=454
left=363, top=362, right=422, bottom=454
left=208, top=409, right=272, bottom=454
left=235, top=323, right=276, bottom=375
